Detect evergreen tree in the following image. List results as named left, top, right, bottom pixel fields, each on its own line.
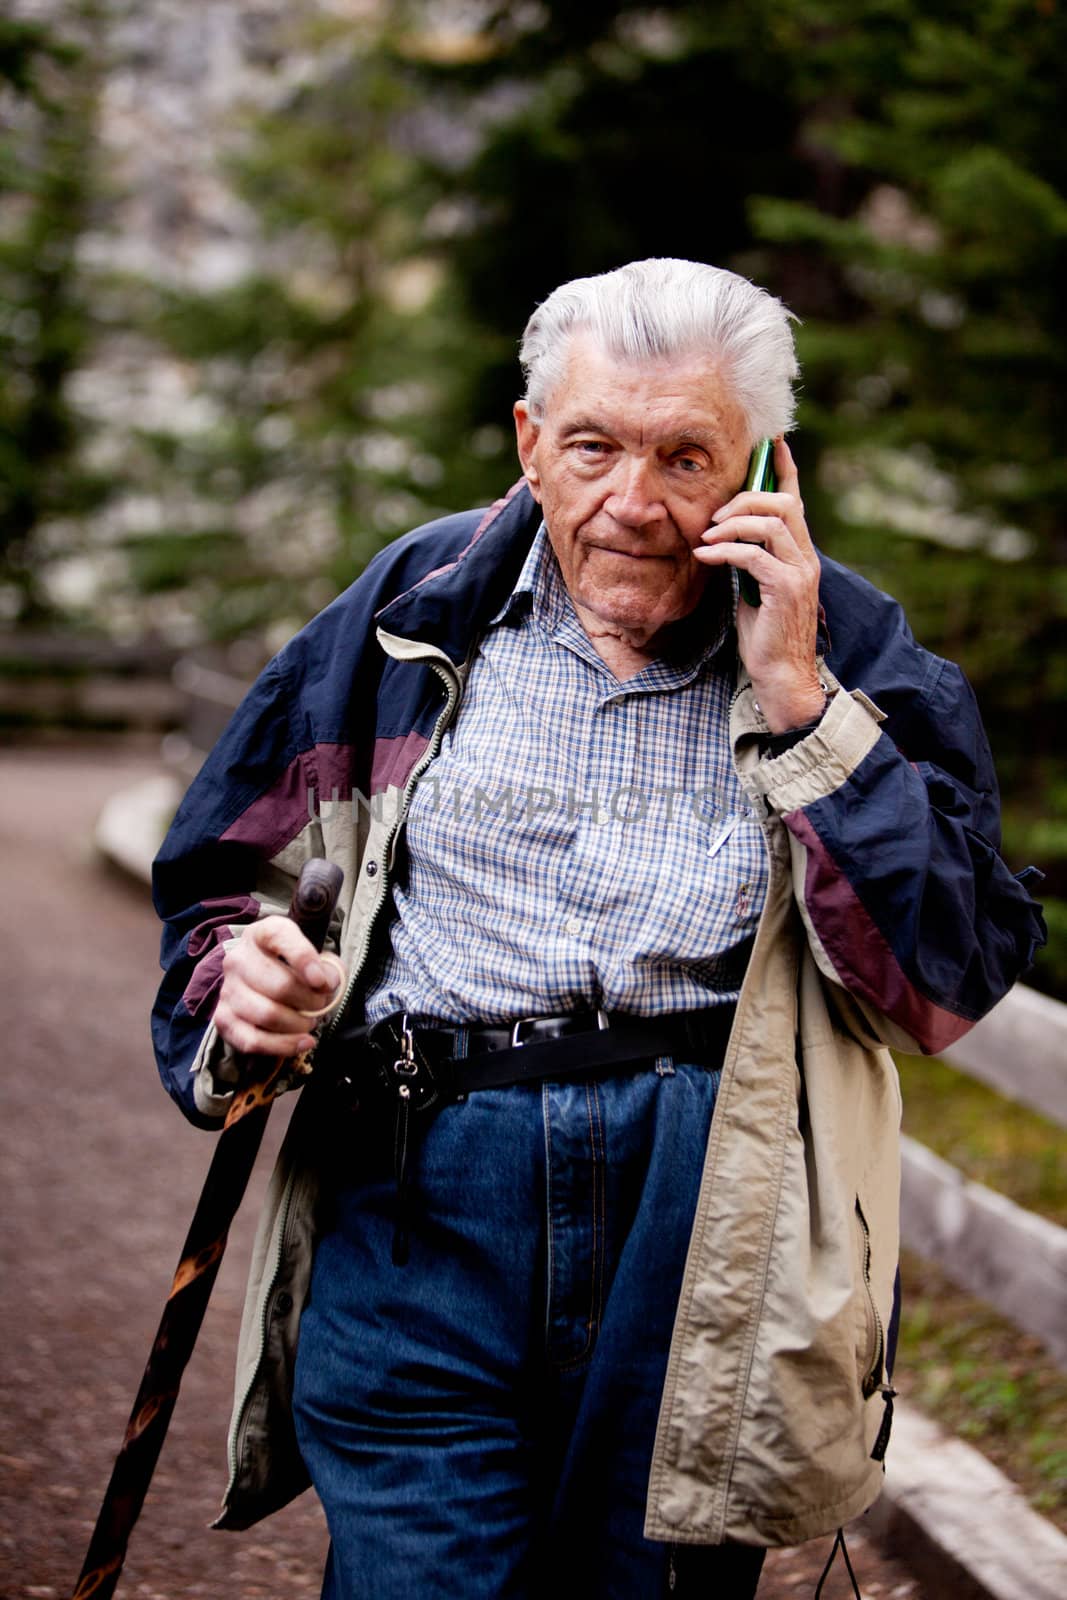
left=401, top=1, right=812, bottom=448
left=748, top=0, right=1067, bottom=987
left=0, top=7, right=103, bottom=622
left=123, top=2, right=494, bottom=645
left=116, top=2, right=823, bottom=639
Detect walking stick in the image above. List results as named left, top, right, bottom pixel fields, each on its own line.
left=71, top=857, right=344, bottom=1600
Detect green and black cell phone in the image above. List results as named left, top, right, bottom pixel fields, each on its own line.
left=738, top=438, right=775, bottom=608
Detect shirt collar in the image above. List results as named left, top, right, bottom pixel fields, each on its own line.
left=488, top=521, right=559, bottom=629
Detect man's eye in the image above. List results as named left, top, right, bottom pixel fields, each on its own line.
left=673, top=454, right=704, bottom=473
left=575, top=439, right=609, bottom=455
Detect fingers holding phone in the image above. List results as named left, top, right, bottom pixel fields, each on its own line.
left=695, top=437, right=824, bottom=732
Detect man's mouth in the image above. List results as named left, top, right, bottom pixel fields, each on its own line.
left=589, top=544, right=671, bottom=562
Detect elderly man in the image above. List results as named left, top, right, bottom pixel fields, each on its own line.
left=153, top=260, right=1044, bottom=1599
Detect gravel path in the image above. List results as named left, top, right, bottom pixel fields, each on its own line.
left=0, top=741, right=923, bottom=1600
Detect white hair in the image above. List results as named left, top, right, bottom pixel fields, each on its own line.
left=519, top=258, right=799, bottom=443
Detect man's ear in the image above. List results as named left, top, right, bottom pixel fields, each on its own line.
left=513, top=401, right=543, bottom=502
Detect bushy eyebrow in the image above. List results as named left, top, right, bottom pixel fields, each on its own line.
left=556, top=416, right=719, bottom=451
left=557, top=417, right=611, bottom=440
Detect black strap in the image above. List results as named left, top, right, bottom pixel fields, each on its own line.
left=441, top=1021, right=708, bottom=1092
left=814, top=1529, right=862, bottom=1599
left=359, top=1006, right=736, bottom=1101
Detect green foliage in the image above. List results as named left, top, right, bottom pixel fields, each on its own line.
left=745, top=0, right=1067, bottom=998
left=1033, top=898, right=1067, bottom=999
left=110, top=3, right=504, bottom=639
left=0, top=4, right=103, bottom=620
left=895, top=1053, right=1067, bottom=1227
left=120, top=1, right=826, bottom=644
left=0, top=17, right=64, bottom=96
left=897, top=1250, right=1067, bottom=1529
left=123, top=529, right=246, bottom=594
left=402, top=3, right=809, bottom=436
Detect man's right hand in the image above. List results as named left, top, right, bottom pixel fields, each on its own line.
left=214, top=915, right=341, bottom=1059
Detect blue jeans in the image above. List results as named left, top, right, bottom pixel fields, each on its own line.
left=293, top=1061, right=766, bottom=1599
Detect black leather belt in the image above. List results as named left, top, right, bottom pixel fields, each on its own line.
left=337, top=1004, right=737, bottom=1111
left=323, top=1005, right=736, bottom=1267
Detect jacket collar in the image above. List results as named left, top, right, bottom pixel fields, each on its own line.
left=375, top=481, right=542, bottom=664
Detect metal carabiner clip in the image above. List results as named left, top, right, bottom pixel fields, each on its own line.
left=393, top=1013, right=419, bottom=1087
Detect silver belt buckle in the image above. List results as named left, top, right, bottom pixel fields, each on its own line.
left=509, top=1015, right=534, bottom=1048
left=509, top=1009, right=611, bottom=1048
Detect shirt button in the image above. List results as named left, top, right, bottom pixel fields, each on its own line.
left=366, top=859, right=379, bottom=877
left=564, top=917, right=583, bottom=937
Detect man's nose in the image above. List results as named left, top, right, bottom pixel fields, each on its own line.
left=604, top=456, right=664, bottom=526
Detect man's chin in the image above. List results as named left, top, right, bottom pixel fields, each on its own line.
left=574, top=584, right=695, bottom=640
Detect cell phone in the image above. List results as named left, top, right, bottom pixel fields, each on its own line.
left=738, top=438, right=776, bottom=608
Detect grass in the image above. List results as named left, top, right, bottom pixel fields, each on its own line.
left=894, top=1052, right=1067, bottom=1226
left=896, top=1250, right=1067, bottom=1532
left=891, top=1054, right=1067, bottom=1530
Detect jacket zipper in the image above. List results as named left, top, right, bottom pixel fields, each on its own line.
left=736, top=667, right=889, bottom=1406
left=320, top=655, right=461, bottom=1043
left=225, top=653, right=461, bottom=1504
left=855, top=1198, right=885, bottom=1397
left=855, top=1196, right=897, bottom=1463
left=653, top=673, right=780, bottom=1542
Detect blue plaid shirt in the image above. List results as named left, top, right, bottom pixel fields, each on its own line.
left=364, top=525, right=769, bottom=1024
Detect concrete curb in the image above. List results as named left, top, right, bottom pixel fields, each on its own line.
left=901, top=1135, right=1067, bottom=1368
left=943, top=982, right=1067, bottom=1129
left=93, top=777, right=1067, bottom=1600
left=868, top=1401, right=1067, bottom=1600
left=93, top=771, right=179, bottom=885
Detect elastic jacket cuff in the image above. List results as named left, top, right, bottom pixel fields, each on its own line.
left=752, top=686, right=886, bottom=814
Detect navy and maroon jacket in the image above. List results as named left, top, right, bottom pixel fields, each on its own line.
left=152, top=482, right=1045, bottom=1126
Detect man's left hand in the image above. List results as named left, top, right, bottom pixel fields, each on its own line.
left=694, top=437, right=824, bottom=734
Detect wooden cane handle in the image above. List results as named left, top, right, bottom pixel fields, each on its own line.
left=286, top=858, right=344, bottom=954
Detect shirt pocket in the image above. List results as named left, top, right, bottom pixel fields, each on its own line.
left=704, top=806, right=767, bottom=932
left=628, top=801, right=768, bottom=975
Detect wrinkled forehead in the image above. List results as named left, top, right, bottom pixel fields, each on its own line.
left=541, top=329, right=749, bottom=441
